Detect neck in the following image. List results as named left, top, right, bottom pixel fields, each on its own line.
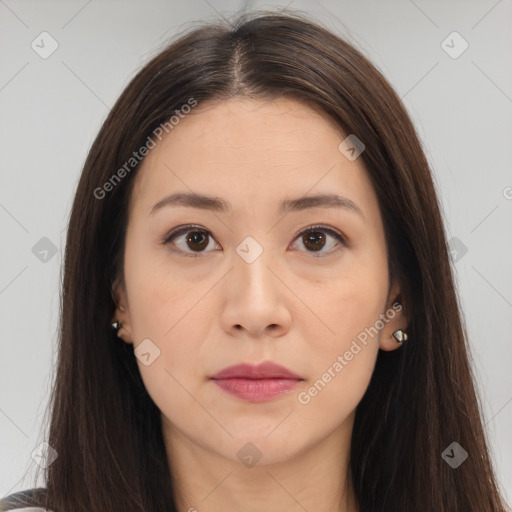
left=162, top=414, right=359, bottom=512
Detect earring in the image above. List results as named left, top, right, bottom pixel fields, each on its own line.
left=392, top=329, right=408, bottom=346
left=111, top=320, right=122, bottom=338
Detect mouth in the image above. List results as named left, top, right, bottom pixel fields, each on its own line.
left=211, top=377, right=303, bottom=402
left=209, top=361, right=304, bottom=403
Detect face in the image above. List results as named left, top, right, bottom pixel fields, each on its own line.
left=113, top=97, right=406, bottom=467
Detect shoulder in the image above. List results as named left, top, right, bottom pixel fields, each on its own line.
left=0, top=488, right=51, bottom=511
left=1, top=509, right=48, bottom=512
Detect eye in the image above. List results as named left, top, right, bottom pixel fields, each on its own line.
left=161, top=224, right=347, bottom=258
left=290, top=225, right=347, bottom=257
left=161, top=225, right=219, bottom=258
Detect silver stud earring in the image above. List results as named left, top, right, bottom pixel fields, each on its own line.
left=392, top=329, right=408, bottom=346
left=112, top=320, right=122, bottom=333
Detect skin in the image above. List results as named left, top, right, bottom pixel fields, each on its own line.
left=112, top=97, right=408, bottom=512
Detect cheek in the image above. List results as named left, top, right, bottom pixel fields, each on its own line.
left=296, top=247, right=388, bottom=404
left=307, top=250, right=388, bottom=350
left=124, top=230, right=204, bottom=341
left=294, top=279, right=383, bottom=427
left=129, top=270, right=210, bottom=429
left=128, top=271, right=207, bottom=373
left=123, top=241, right=209, bottom=397
left=294, top=348, right=375, bottom=439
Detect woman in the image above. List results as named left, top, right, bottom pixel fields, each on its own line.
left=1, top=9, right=508, bottom=512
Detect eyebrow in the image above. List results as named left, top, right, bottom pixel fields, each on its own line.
left=150, top=192, right=365, bottom=219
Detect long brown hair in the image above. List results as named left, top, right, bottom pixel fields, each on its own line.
left=19, top=9, right=508, bottom=512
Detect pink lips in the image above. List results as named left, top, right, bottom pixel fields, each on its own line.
left=210, top=362, right=303, bottom=403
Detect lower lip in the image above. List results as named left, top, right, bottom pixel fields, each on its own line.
left=211, top=378, right=302, bottom=402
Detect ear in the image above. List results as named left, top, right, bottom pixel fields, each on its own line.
left=111, top=277, right=134, bottom=344
left=379, top=279, right=409, bottom=352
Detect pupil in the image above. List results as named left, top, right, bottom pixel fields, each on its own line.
left=187, top=231, right=208, bottom=251
left=304, top=231, right=325, bottom=251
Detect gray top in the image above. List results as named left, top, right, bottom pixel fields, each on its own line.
left=0, top=488, right=51, bottom=511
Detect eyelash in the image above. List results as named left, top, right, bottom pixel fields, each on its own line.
left=161, top=224, right=348, bottom=259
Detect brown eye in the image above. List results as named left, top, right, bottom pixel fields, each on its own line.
left=184, top=230, right=210, bottom=251
left=302, top=231, right=327, bottom=251
left=163, top=226, right=219, bottom=257
left=291, top=226, right=347, bottom=257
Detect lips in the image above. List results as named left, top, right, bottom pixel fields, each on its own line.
left=210, top=361, right=303, bottom=380
left=210, top=362, right=304, bottom=403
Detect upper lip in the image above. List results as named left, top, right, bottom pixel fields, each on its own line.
left=210, top=362, right=303, bottom=380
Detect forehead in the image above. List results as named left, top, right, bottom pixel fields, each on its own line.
left=143, top=96, right=346, bottom=164
left=129, top=97, right=375, bottom=218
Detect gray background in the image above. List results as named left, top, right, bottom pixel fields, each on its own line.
left=1, top=0, right=511, bottom=504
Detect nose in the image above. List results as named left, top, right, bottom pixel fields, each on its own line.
left=220, top=240, right=292, bottom=338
